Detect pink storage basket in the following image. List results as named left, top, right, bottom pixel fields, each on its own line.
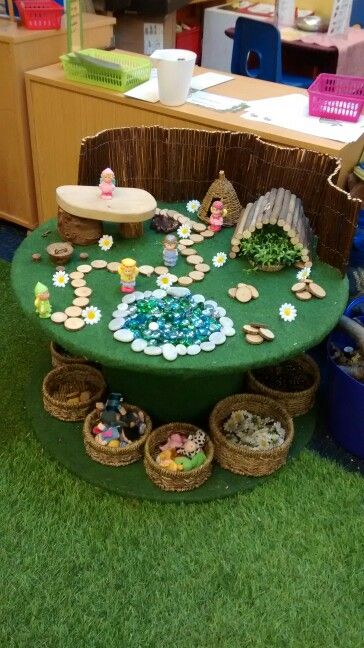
left=308, top=73, right=364, bottom=123
left=15, top=0, right=63, bottom=30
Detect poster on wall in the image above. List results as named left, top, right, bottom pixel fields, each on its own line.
left=328, top=0, right=353, bottom=36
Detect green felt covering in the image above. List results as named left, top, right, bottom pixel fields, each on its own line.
left=12, top=204, right=348, bottom=421
left=29, top=351, right=316, bottom=503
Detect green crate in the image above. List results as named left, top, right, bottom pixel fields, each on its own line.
left=60, top=49, right=151, bottom=93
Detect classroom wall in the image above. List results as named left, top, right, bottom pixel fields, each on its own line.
left=296, top=0, right=333, bottom=19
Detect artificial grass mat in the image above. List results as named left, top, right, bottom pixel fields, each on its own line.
left=2, top=259, right=364, bottom=646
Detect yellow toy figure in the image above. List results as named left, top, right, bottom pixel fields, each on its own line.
left=34, top=281, right=52, bottom=318
left=118, top=258, right=139, bottom=294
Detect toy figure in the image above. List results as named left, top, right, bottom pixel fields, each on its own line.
left=162, top=234, right=178, bottom=267
left=92, top=394, right=146, bottom=447
left=34, top=282, right=52, bottom=318
left=209, top=200, right=227, bottom=232
left=118, top=258, right=139, bottom=293
left=99, top=168, right=116, bottom=200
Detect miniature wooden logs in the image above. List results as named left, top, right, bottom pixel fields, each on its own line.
left=229, top=188, right=314, bottom=264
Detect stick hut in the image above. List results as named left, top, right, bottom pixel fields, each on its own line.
left=198, top=170, right=241, bottom=227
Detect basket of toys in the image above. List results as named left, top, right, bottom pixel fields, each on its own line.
left=15, top=0, right=63, bottom=30
left=209, top=394, right=294, bottom=476
left=83, top=396, right=152, bottom=466
left=308, top=73, right=364, bottom=123
left=247, top=354, right=320, bottom=417
left=50, top=341, right=93, bottom=368
left=42, top=363, right=106, bottom=421
left=144, top=423, right=214, bottom=491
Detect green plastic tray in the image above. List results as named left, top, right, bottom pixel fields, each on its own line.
left=60, top=48, right=151, bottom=93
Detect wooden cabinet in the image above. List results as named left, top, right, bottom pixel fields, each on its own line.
left=0, top=13, right=115, bottom=229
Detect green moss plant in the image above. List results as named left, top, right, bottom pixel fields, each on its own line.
left=240, top=226, right=301, bottom=268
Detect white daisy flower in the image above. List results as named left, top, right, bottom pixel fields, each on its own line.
left=98, top=234, right=114, bottom=251
left=156, top=273, right=173, bottom=289
left=296, top=267, right=311, bottom=280
left=186, top=199, right=201, bottom=213
left=279, top=303, right=297, bottom=323
left=177, top=224, right=191, bottom=239
left=212, top=252, right=227, bottom=268
left=52, top=270, right=69, bottom=288
left=82, top=305, right=102, bottom=325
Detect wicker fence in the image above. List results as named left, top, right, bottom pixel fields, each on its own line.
left=78, top=126, right=360, bottom=274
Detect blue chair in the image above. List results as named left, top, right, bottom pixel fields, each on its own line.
left=231, top=17, right=312, bottom=89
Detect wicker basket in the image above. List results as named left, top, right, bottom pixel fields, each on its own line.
left=42, top=364, right=106, bottom=421
left=198, top=170, right=242, bottom=226
left=144, top=423, right=214, bottom=491
left=209, top=394, right=294, bottom=476
left=247, top=354, right=320, bottom=417
left=50, top=341, right=92, bottom=368
left=83, top=406, right=152, bottom=466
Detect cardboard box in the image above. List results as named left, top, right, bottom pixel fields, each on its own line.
left=114, top=11, right=177, bottom=53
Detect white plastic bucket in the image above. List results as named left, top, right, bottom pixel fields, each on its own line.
left=150, top=49, right=196, bottom=107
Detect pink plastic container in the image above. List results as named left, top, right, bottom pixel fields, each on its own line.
left=308, top=73, right=364, bottom=123
left=15, top=0, right=63, bottom=30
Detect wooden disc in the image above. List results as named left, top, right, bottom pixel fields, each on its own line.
left=246, top=333, right=264, bottom=345
left=69, top=271, right=84, bottom=280
left=180, top=247, right=197, bottom=256
left=295, top=260, right=312, bottom=269
left=190, top=233, right=204, bottom=243
left=189, top=270, right=205, bottom=281
left=180, top=239, right=195, bottom=247
left=191, top=222, right=206, bottom=232
left=64, top=317, right=85, bottom=331
left=154, top=266, right=169, bottom=275
left=236, top=286, right=252, bottom=303
left=245, top=284, right=259, bottom=299
left=291, top=282, right=306, bottom=293
left=201, top=229, right=214, bottom=238
left=186, top=255, right=203, bottom=265
left=178, top=276, right=193, bottom=286
left=65, top=305, right=83, bottom=317
left=250, top=322, right=268, bottom=329
left=237, top=283, right=248, bottom=287
left=228, top=287, right=237, bottom=299
left=107, top=262, right=120, bottom=273
left=308, top=282, right=326, bottom=298
left=74, top=287, right=92, bottom=297
left=259, top=327, right=275, bottom=341
left=177, top=215, right=189, bottom=224
left=77, top=264, right=92, bottom=273
left=139, top=264, right=155, bottom=276
left=91, top=259, right=107, bottom=269
left=73, top=297, right=89, bottom=307
left=195, top=263, right=210, bottom=273
left=71, top=279, right=86, bottom=288
left=51, top=311, right=68, bottom=324
left=242, top=324, right=260, bottom=334
left=295, top=290, right=312, bottom=301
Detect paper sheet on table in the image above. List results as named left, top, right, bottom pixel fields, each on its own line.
left=190, top=72, right=234, bottom=91
left=123, top=77, right=159, bottom=103
left=187, top=91, right=249, bottom=112
left=241, top=94, right=364, bottom=143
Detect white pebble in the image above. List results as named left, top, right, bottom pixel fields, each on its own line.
left=144, top=346, right=162, bottom=356
left=176, top=344, right=187, bottom=356
left=131, top=338, right=147, bottom=352
left=117, top=303, right=129, bottom=312
left=191, top=294, right=205, bottom=304
left=209, top=332, right=226, bottom=345
left=162, top=343, right=178, bottom=361
left=152, top=289, right=167, bottom=299
left=133, top=291, right=145, bottom=300
left=220, top=316, right=234, bottom=329
left=149, top=322, right=159, bottom=331
left=122, top=293, right=136, bottom=304
left=167, top=287, right=191, bottom=298
left=215, top=307, right=226, bottom=317
left=201, top=341, right=215, bottom=352
left=187, top=344, right=201, bottom=356
left=222, top=327, right=236, bottom=337
left=113, top=310, right=121, bottom=318
left=108, top=318, right=125, bottom=331
left=205, top=300, right=218, bottom=309
left=113, top=328, right=134, bottom=342
left=144, top=290, right=152, bottom=298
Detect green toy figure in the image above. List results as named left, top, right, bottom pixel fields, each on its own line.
left=34, top=282, right=52, bottom=318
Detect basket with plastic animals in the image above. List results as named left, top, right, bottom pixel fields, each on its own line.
left=209, top=394, right=294, bottom=477
left=42, top=363, right=106, bottom=422
left=83, top=397, right=152, bottom=467
left=308, top=73, right=364, bottom=123
left=144, top=423, right=214, bottom=491
left=247, top=354, right=320, bottom=417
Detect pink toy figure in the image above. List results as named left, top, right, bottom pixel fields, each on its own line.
left=209, top=200, right=227, bottom=232
left=159, top=433, right=187, bottom=452
left=99, top=168, right=116, bottom=200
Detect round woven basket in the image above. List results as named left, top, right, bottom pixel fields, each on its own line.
left=83, top=406, right=152, bottom=466
left=50, top=341, right=92, bottom=368
left=247, top=354, right=320, bottom=417
left=42, top=363, right=106, bottom=421
left=144, top=423, right=214, bottom=492
left=209, top=394, right=294, bottom=476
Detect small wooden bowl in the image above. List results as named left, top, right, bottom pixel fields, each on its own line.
left=47, top=242, right=74, bottom=265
